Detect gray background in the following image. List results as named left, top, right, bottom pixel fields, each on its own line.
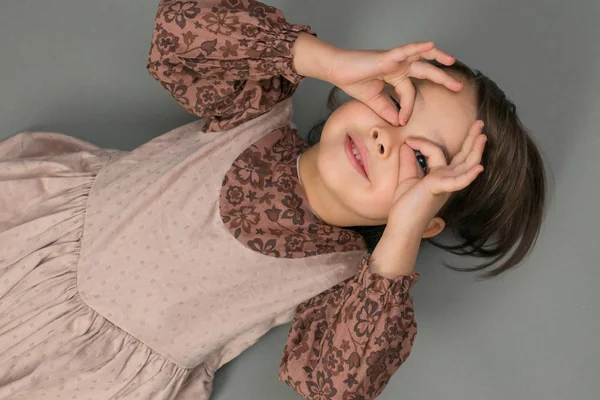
left=1, top=0, right=599, bottom=399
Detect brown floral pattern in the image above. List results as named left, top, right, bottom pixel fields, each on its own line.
left=220, top=126, right=366, bottom=258
left=148, top=0, right=316, bottom=132
left=148, top=1, right=422, bottom=398
left=280, top=253, right=421, bottom=399
left=164, top=1, right=201, bottom=29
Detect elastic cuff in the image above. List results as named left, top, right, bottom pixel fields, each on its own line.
left=267, top=22, right=317, bottom=84
left=357, top=252, right=420, bottom=296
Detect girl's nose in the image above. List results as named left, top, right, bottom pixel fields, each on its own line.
left=369, top=126, right=398, bottom=159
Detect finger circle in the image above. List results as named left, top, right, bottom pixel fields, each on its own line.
left=404, top=136, right=448, bottom=169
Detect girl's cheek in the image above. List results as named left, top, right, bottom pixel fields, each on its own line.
left=336, top=101, right=381, bottom=125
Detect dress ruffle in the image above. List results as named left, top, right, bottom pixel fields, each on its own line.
left=0, top=132, right=209, bottom=399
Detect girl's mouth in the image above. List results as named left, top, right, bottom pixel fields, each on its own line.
left=345, top=134, right=369, bottom=180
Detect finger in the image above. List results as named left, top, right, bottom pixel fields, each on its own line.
left=364, top=92, right=400, bottom=126
left=404, top=136, right=448, bottom=169
left=398, top=144, right=419, bottom=182
left=434, top=165, right=484, bottom=195
left=410, top=61, right=463, bottom=92
left=393, top=46, right=455, bottom=69
left=387, top=41, right=436, bottom=63
left=453, top=134, right=487, bottom=175
left=450, top=122, right=486, bottom=173
left=405, top=54, right=422, bottom=64
left=449, top=120, right=485, bottom=167
left=417, top=47, right=456, bottom=66
left=393, top=80, right=416, bottom=125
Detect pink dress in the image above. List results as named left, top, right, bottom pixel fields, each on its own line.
left=0, top=1, right=420, bottom=399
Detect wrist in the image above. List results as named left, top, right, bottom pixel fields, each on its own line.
left=369, top=222, right=425, bottom=279
left=291, top=32, right=339, bottom=83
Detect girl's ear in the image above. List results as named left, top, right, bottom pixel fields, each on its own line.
left=422, top=217, right=446, bottom=239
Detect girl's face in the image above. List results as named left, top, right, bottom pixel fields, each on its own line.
left=310, top=77, right=478, bottom=226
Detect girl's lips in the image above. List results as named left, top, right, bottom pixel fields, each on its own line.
left=345, top=133, right=370, bottom=181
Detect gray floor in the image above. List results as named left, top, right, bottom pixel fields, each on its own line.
left=1, top=0, right=599, bottom=399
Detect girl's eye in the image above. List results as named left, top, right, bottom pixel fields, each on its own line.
left=414, top=150, right=429, bottom=175
left=390, top=96, right=401, bottom=111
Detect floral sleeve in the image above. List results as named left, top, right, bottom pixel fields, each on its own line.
left=279, top=253, right=421, bottom=400
left=147, top=0, right=315, bottom=132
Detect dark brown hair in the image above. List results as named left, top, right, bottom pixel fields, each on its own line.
left=306, top=59, right=547, bottom=279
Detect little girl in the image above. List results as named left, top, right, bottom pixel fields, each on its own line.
left=0, top=0, right=546, bottom=399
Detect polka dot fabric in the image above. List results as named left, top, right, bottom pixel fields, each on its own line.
left=0, top=99, right=365, bottom=399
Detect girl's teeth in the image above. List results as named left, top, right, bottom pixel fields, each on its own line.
left=351, top=143, right=363, bottom=164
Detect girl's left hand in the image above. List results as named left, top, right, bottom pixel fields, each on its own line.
left=327, top=41, right=463, bottom=126
left=388, top=120, right=487, bottom=229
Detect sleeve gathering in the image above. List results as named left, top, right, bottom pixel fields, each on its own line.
left=147, top=0, right=316, bottom=132
left=279, top=253, right=420, bottom=399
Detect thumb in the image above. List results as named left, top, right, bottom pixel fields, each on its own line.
left=398, top=144, right=418, bottom=183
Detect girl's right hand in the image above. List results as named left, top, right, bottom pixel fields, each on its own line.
left=327, top=41, right=463, bottom=126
